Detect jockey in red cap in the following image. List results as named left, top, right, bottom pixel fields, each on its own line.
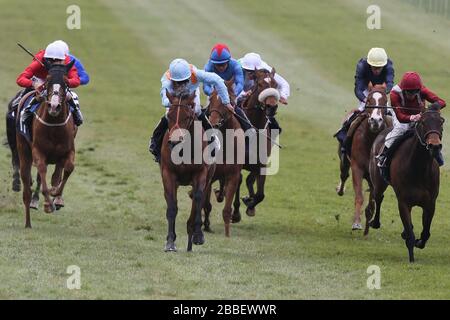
left=377, top=71, right=446, bottom=168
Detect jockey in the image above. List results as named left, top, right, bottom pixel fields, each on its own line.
left=149, top=58, right=232, bottom=162
left=203, top=43, right=252, bottom=131
left=15, top=42, right=80, bottom=134
left=335, top=47, right=394, bottom=154
left=377, top=71, right=446, bottom=168
left=237, top=52, right=290, bottom=133
left=53, top=40, right=89, bottom=125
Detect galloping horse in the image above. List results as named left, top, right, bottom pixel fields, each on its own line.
left=160, top=90, right=215, bottom=252
left=366, top=104, right=444, bottom=262
left=16, top=61, right=77, bottom=228
left=237, top=68, right=280, bottom=217
left=203, top=79, right=243, bottom=237
left=336, top=87, right=392, bottom=230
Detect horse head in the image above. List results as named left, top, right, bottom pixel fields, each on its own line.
left=208, top=78, right=235, bottom=130
left=365, top=87, right=389, bottom=133
left=165, top=89, right=196, bottom=149
left=44, top=60, right=75, bottom=117
left=417, top=103, right=445, bottom=158
left=253, top=68, right=279, bottom=117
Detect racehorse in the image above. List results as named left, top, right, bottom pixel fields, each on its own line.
left=237, top=68, right=280, bottom=217
left=16, top=60, right=77, bottom=228
left=365, top=104, right=444, bottom=262
left=335, top=87, right=391, bottom=230
left=160, top=90, right=215, bottom=252
left=203, top=79, right=243, bottom=237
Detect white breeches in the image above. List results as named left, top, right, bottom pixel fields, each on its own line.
left=385, top=115, right=414, bottom=148
left=358, top=89, right=369, bottom=111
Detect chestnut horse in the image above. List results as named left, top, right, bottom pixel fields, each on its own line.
left=16, top=61, right=76, bottom=228
left=336, top=88, right=391, bottom=230
left=366, top=104, right=444, bottom=262
left=160, top=90, right=215, bottom=252
left=237, top=68, right=280, bottom=217
left=203, top=79, right=243, bottom=237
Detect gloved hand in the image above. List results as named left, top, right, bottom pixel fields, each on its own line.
left=410, top=114, right=421, bottom=122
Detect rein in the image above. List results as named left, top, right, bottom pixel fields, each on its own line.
left=168, top=98, right=195, bottom=135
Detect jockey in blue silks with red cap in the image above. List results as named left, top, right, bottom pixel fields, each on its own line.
left=203, top=43, right=252, bottom=131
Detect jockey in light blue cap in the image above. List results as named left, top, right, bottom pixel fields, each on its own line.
left=149, top=58, right=233, bottom=163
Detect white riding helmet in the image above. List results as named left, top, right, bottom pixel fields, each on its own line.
left=241, top=52, right=262, bottom=70
left=53, top=40, right=70, bottom=56
left=169, top=58, right=191, bottom=81
left=44, top=42, right=66, bottom=60
left=367, top=47, right=388, bottom=67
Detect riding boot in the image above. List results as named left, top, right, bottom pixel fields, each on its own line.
left=68, top=92, right=83, bottom=126
left=267, top=116, right=282, bottom=134
left=149, top=116, right=168, bottom=163
left=19, top=98, right=37, bottom=139
left=376, top=145, right=390, bottom=168
left=334, top=110, right=360, bottom=154
left=436, top=150, right=445, bottom=167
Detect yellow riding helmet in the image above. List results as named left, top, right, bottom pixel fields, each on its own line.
left=367, top=48, right=388, bottom=67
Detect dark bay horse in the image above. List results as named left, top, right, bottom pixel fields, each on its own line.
left=238, top=68, right=280, bottom=217
left=16, top=61, right=76, bottom=228
left=366, top=104, right=444, bottom=262
left=160, top=90, right=215, bottom=252
left=336, top=87, right=391, bottom=230
left=204, top=79, right=243, bottom=237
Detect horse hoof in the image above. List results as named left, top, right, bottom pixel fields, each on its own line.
left=335, top=185, right=345, bottom=196
left=214, top=189, right=224, bottom=203
left=44, top=202, right=55, bottom=214
left=53, top=197, right=64, bottom=210
left=232, top=211, right=241, bottom=223
left=415, top=239, right=426, bottom=249
left=242, top=196, right=253, bottom=206
left=12, top=179, right=21, bottom=192
left=352, top=223, right=362, bottom=231
left=164, top=242, right=177, bottom=252
left=30, top=199, right=39, bottom=210
left=246, top=207, right=256, bottom=217
left=369, top=220, right=381, bottom=229
left=193, top=232, right=205, bottom=245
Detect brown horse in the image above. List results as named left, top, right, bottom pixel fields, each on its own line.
left=336, top=88, right=391, bottom=230
left=160, top=90, right=215, bottom=252
left=16, top=61, right=76, bottom=228
left=365, top=104, right=444, bottom=262
left=237, top=68, right=280, bottom=217
left=203, top=79, right=243, bottom=237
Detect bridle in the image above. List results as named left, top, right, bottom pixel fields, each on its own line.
left=35, top=76, right=71, bottom=127
left=415, top=110, right=444, bottom=149
left=167, top=97, right=195, bottom=136
left=244, top=71, right=278, bottom=112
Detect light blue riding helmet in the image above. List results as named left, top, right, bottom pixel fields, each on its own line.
left=169, top=58, right=191, bottom=81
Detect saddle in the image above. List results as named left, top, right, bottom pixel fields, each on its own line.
left=16, top=90, right=40, bottom=143
left=342, top=113, right=368, bottom=157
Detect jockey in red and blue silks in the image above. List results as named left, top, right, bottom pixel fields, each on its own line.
left=203, top=43, right=244, bottom=97
left=204, top=44, right=252, bottom=132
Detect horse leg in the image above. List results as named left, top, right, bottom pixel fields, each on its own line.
left=214, top=178, right=225, bottom=203
left=50, top=164, right=64, bottom=210
left=242, top=171, right=256, bottom=206
left=336, top=153, right=350, bottom=196
left=364, top=190, right=375, bottom=235
left=246, top=173, right=266, bottom=217
left=6, top=112, right=21, bottom=192
left=19, top=153, right=33, bottom=228
left=398, top=201, right=415, bottom=262
left=232, top=173, right=242, bottom=223
left=203, top=183, right=213, bottom=233
left=351, top=166, right=364, bottom=230
left=34, top=152, right=54, bottom=214
left=163, top=170, right=178, bottom=252
left=188, top=172, right=207, bottom=251
left=51, top=153, right=75, bottom=211
left=222, top=174, right=240, bottom=237
left=30, top=173, right=41, bottom=210
left=415, top=202, right=436, bottom=249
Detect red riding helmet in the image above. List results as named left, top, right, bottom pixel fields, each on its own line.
left=400, top=71, right=423, bottom=91
left=210, top=43, right=231, bottom=64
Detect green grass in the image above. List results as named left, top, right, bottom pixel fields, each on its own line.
left=0, top=0, right=449, bottom=299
